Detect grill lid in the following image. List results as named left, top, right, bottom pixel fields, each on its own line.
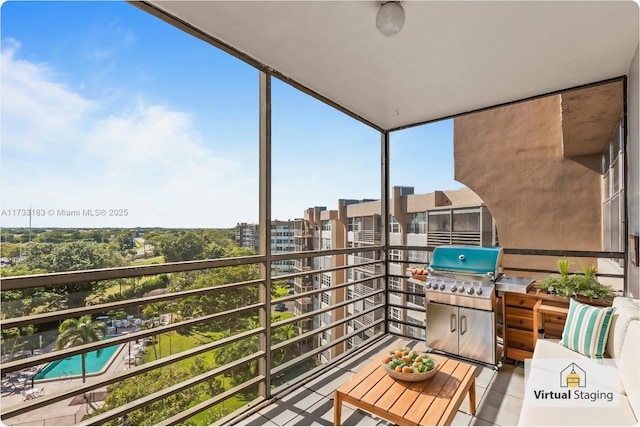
left=429, top=245, right=503, bottom=277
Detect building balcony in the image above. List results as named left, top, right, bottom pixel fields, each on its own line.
left=351, top=230, right=381, bottom=244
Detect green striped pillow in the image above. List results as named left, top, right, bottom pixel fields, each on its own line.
left=561, top=299, right=616, bottom=358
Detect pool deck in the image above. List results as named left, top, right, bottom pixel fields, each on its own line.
left=1, top=337, right=138, bottom=426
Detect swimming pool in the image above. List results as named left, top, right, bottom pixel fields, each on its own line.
left=34, top=343, right=122, bottom=380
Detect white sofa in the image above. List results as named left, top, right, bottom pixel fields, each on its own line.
left=518, top=296, right=640, bottom=426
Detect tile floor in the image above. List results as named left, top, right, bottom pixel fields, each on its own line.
left=231, top=336, right=524, bottom=426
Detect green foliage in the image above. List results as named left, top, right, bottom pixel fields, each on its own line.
left=1, top=325, right=35, bottom=360
left=539, top=260, right=615, bottom=301
left=158, top=232, right=206, bottom=262
left=175, top=265, right=259, bottom=332
left=94, top=275, right=169, bottom=305
left=56, top=315, right=108, bottom=383
left=19, top=241, right=126, bottom=307
left=23, top=241, right=125, bottom=272
left=56, top=315, right=108, bottom=350
left=91, top=355, right=225, bottom=426
left=0, top=242, right=22, bottom=261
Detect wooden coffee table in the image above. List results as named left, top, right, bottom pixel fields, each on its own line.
left=333, top=353, right=476, bottom=426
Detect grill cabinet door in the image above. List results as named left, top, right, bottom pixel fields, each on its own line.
left=426, top=301, right=458, bottom=355
left=458, top=307, right=495, bottom=365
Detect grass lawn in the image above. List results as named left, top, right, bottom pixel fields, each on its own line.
left=132, top=255, right=165, bottom=265
left=141, top=329, right=254, bottom=424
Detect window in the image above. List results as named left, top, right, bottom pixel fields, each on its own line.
left=321, top=273, right=332, bottom=287
left=407, top=281, right=425, bottom=306
left=452, top=208, right=480, bottom=232
left=389, top=215, right=400, bottom=233
left=602, top=119, right=624, bottom=263
left=406, top=212, right=427, bottom=234
left=389, top=249, right=401, bottom=265
left=321, top=238, right=332, bottom=249
left=408, top=250, right=428, bottom=264
left=389, top=307, right=400, bottom=330
left=388, top=276, right=401, bottom=291
left=322, top=220, right=331, bottom=231
left=322, top=238, right=331, bottom=249
left=347, top=287, right=353, bottom=300
left=428, top=210, right=450, bottom=232
left=321, top=292, right=331, bottom=305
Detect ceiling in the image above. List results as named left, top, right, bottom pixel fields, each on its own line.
left=561, top=80, right=624, bottom=158
left=134, top=1, right=639, bottom=131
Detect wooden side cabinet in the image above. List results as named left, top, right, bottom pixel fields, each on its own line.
left=502, top=292, right=569, bottom=362
left=501, top=289, right=611, bottom=363
left=502, top=293, right=538, bottom=362
left=534, top=301, right=569, bottom=342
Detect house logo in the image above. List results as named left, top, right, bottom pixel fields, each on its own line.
left=560, top=363, right=586, bottom=388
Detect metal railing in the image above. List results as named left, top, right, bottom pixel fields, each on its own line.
left=0, top=246, right=389, bottom=426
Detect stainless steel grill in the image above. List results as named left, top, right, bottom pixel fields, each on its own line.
left=423, top=245, right=503, bottom=366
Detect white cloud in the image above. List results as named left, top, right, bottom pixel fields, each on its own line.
left=1, top=41, right=258, bottom=228
left=1, top=39, right=96, bottom=154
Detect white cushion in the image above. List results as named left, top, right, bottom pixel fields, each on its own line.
left=528, top=339, right=623, bottom=394
left=606, top=297, right=640, bottom=364
left=518, top=393, right=638, bottom=426
left=618, top=320, right=640, bottom=421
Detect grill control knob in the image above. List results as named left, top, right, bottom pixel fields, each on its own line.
left=425, top=281, right=432, bottom=289
left=440, top=284, right=445, bottom=291
left=476, top=287, right=483, bottom=295
left=450, top=285, right=457, bottom=293
left=467, top=287, right=475, bottom=295
left=459, top=286, right=465, bottom=293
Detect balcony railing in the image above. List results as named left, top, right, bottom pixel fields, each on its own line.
left=0, top=246, right=392, bottom=426
left=0, top=245, right=625, bottom=426
left=352, top=230, right=381, bottom=244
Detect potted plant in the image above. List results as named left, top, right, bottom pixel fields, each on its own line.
left=538, top=259, right=614, bottom=301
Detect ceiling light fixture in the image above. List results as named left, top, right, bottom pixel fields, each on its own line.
left=376, top=1, right=405, bottom=37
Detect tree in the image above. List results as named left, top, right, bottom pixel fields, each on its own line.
left=143, top=301, right=178, bottom=358
left=22, top=241, right=126, bottom=307
left=213, top=320, right=260, bottom=386
left=272, top=323, right=298, bottom=364
left=157, top=231, right=206, bottom=262
left=90, top=355, right=222, bottom=426
left=176, top=265, right=259, bottom=333
left=1, top=325, right=35, bottom=361
left=0, top=242, right=22, bottom=264
left=55, top=315, right=107, bottom=383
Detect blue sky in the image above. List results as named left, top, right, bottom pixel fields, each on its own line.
left=0, top=0, right=461, bottom=228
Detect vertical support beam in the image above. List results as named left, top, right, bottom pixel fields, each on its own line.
left=259, top=70, right=272, bottom=398
left=381, top=130, right=390, bottom=334
left=622, top=75, right=629, bottom=296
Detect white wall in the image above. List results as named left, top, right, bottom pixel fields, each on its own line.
left=627, top=45, right=639, bottom=298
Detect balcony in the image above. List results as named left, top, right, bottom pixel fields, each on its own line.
left=2, top=244, right=625, bottom=426
left=1, top=2, right=636, bottom=426
left=351, top=231, right=382, bottom=245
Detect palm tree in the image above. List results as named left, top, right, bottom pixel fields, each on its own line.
left=272, top=324, right=298, bottom=364
left=55, top=315, right=107, bottom=383
left=213, top=320, right=259, bottom=385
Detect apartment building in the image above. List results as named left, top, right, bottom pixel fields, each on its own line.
left=234, top=222, right=259, bottom=253
left=454, top=80, right=626, bottom=292
left=234, top=220, right=296, bottom=279
left=294, top=187, right=496, bottom=363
